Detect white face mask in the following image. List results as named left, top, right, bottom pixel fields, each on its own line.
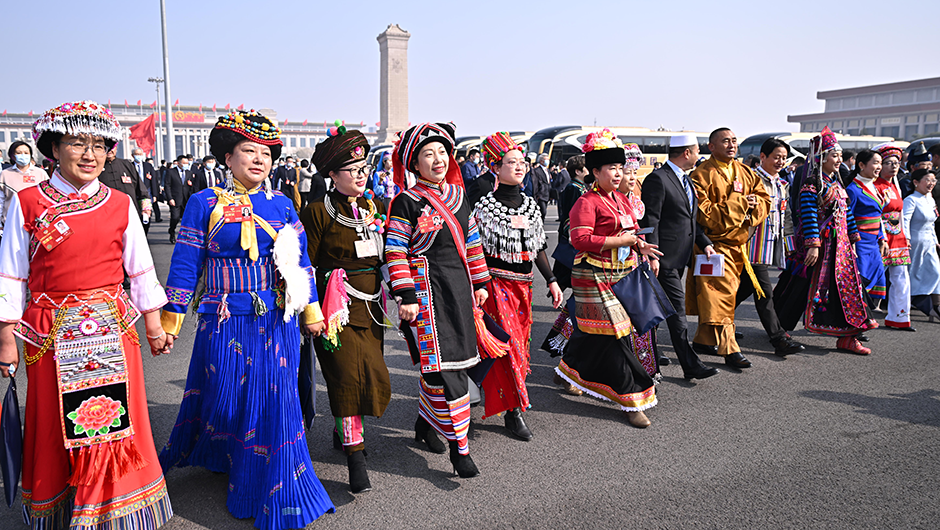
left=205, top=162, right=216, bottom=170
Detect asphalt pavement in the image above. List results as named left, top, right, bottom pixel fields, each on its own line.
left=3, top=204, right=939, bottom=530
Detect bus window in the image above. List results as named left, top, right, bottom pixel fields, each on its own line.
left=790, top=139, right=811, bottom=154
left=643, top=137, right=668, bottom=154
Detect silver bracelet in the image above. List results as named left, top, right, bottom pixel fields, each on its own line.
left=147, top=331, right=166, bottom=340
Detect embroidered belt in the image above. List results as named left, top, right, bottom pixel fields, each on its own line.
left=489, top=268, right=535, bottom=282
left=204, top=256, right=276, bottom=294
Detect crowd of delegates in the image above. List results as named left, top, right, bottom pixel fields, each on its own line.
left=2, top=100, right=940, bottom=530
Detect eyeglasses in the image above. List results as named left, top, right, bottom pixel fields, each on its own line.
left=883, top=160, right=900, bottom=167
left=60, top=141, right=108, bottom=156
left=500, top=159, right=527, bottom=167
left=339, top=164, right=373, bottom=178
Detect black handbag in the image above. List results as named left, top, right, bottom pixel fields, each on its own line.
left=551, top=240, right=577, bottom=270
left=1, top=376, right=22, bottom=507
left=611, top=262, right=677, bottom=335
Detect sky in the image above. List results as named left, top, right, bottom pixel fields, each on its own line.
left=3, top=0, right=939, bottom=139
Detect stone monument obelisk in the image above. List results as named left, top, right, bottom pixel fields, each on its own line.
left=376, top=24, right=410, bottom=145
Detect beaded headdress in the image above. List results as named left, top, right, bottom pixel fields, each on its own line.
left=481, top=131, right=525, bottom=167
left=875, top=142, right=903, bottom=162
left=313, top=122, right=371, bottom=177
left=392, top=122, right=462, bottom=190
left=623, top=143, right=642, bottom=170
left=214, top=109, right=282, bottom=146
left=810, top=127, right=841, bottom=158
left=32, top=100, right=122, bottom=158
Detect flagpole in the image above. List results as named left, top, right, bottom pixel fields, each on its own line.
left=160, top=0, right=175, bottom=162
left=148, top=77, right=164, bottom=162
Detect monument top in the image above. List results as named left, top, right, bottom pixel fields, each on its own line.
left=378, top=23, right=410, bottom=39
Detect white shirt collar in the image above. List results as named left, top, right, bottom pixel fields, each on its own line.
left=665, top=159, right=687, bottom=179
left=50, top=169, right=100, bottom=196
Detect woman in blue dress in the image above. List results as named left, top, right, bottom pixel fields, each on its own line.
left=159, top=109, right=334, bottom=530
left=846, top=149, right=888, bottom=300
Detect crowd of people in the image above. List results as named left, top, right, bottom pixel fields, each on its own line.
left=0, top=100, right=938, bottom=530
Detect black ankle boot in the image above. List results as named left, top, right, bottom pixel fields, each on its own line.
left=504, top=408, right=533, bottom=441
left=448, top=441, right=479, bottom=478
left=333, top=429, right=342, bottom=451
left=414, top=417, right=446, bottom=454
left=347, top=450, right=372, bottom=494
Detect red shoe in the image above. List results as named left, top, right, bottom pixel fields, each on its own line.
left=836, top=336, right=871, bottom=355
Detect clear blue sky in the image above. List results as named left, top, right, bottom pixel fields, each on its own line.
left=3, top=0, right=938, bottom=138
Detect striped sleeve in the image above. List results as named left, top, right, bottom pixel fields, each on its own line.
left=800, top=186, right=821, bottom=248
left=386, top=211, right=417, bottom=305
left=465, top=215, right=490, bottom=289
left=845, top=207, right=860, bottom=242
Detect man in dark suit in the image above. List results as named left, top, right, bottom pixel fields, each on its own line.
left=274, top=156, right=298, bottom=198
left=165, top=155, right=192, bottom=243
left=131, top=148, right=161, bottom=224
left=192, top=155, right=224, bottom=192
left=530, top=153, right=552, bottom=220
left=640, top=134, right=719, bottom=380
left=99, top=148, right=149, bottom=226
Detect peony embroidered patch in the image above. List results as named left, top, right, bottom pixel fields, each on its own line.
left=67, top=395, right=126, bottom=437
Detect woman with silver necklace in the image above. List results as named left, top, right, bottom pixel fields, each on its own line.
left=300, top=127, right=391, bottom=494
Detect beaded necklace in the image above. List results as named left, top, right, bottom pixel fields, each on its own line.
left=472, top=192, right=546, bottom=263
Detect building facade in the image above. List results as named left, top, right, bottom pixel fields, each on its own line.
left=0, top=104, right=377, bottom=164
left=788, top=77, right=940, bottom=141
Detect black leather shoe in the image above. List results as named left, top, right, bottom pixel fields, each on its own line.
left=347, top=450, right=372, bottom=493
left=683, top=365, right=719, bottom=380
left=772, top=337, right=805, bottom=356
left=725, top=352, right=752, bottom=368
left=657, top=356, right=671, bottom=367
left=169, top=236, right=176, bottom=244
left=692, top=342, right=719, bottom=357
left=449, top=441, right=480, bottom=478
left=734, top=331, right=743, bottom=340
left=414, top=417, right=447, bottom=454
left=504, top=408, right=533, bottom=441
left=857, top=332, right=870, bottom=342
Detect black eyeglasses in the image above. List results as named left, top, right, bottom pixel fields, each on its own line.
left=338, top=164, right=373, bottom=178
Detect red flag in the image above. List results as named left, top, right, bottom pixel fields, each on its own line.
left=28, top=110, right=33, bottom=117
left=124, top=99, right=128, bottom=106
left=107, top=99, right=111, bottom=108
left=283, top=119, right=289, bottom=126
left=129, top=113, right=157, bottom=156
left=375, top=122, right=380, bottom=127
left=237, top=104, right=244, bottom=111
left=2, top=110, right=6, bottom=116
left=224, top=103, right=230, bottom=110
left=302, top=119, right=308, bottom=126
left=150, top=101, right=156, bottom=109
left=212, top=103, right=217, bottom=112
left=199, top=103, right=203, bottom=112
left=137, top=100, right=142, bottom=106
left=174, top=98, right=179, bottom=106
left=323, top=121, right=327, bottom=128
left=360, top=121, right=364, bottom=126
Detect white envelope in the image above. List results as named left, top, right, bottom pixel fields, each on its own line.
left=693, top=254, right=725, bottom=277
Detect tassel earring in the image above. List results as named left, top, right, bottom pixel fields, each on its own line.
left=225, top=168, right=234, bottom=193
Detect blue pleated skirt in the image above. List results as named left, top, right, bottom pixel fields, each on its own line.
left=159, top=311, right=334, bottom=530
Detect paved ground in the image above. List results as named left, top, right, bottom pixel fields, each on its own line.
left=3, top=204, right=939, bottom=529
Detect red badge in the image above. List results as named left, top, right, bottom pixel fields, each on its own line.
left=733, top=180, right=744, bottom=193
left=223, top=204, right=253, bottom=223
left=22, top=174, right=35, bottom=184
left=700, top=263, right=714, bottom=275
left=417, top=211, right=442, bottom=234
left=121, top=174, right=133, bottom=184
left=37, top=219, right=73, bottom=251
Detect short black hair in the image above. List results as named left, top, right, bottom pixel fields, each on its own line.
left=176, top=154, right=186, bottom=162
left=300, top=159, right=309, bottom=168
left=8, top=140, right=33, bottom=162
left=468, top=148, right=480, bottom=157
left=286, top=155, right=295, bottom=160
left=203, top=155, right=216, bottom=162
left=760, top=138, right=790, bottom=157
left=565, top=154, right=585, bottom=176
left=842, top=149, right=857, bottom=160
left=708, top=127, right=732, bottom=143
left=668, top=146, right=691, bottom=158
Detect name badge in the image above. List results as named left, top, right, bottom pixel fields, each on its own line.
left=121, top=174, right=133, bottom=184
left=510, top=215, right=529, bottom=230
left=355, top=239, right=378, bottom=258
left=885, top=189, right=896, bottom=200
left=620, top=215, right=630, bottom=229
left=223, top=204, right=253, bottom=223
left=417, top=213, right=442, bottom=233
left=37, top=219, right=73, bottom=251
left=22, top=174, right=35, bottom=184
left=733, top=180, right=744, bottom=193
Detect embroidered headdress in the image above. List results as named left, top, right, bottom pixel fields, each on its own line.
left=810, top=126, right=841, bottom=158
left=312, top=122, right=370, bottom=177
left=582, top=128, right=626, bottom=170
left=481, top=131, right=525, bottom=168
left=33, top=100, right=122, bottom=159
left=623, top=143, right=642, bottom=170
left=391, top=122, right=462, bottom=190
left=874, top=142, right=903, bottom=162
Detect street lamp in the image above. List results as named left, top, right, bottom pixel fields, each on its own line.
left=148, top=77, right=164, bottom=162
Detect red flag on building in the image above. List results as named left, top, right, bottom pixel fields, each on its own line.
left=212, top=103, right=217, bottom=112
left=360, top=121, right=364, bottom=126
left=375, top=122, right=380, bottom=127
left=129, top=114, right=157, bottom=156
left=124, top=99, right=128, bottom=106
left=150, top=101, right=156, bottom=109
left=302, top=119, right=308, bottom=126
left=283, top=119, right=289, bottom=126
left=237, top=104, right=244, bottom=111
left=107, top=99, right=111, bottom=109
left=224, top=104, right=230, bottom=110
left=199, top=103, right=203, bottom=112
left=28, top=110, right=33, bottom=117
left=137, top=100, right=142, bottom=106
left=2, top=110, right=6, bottom=116
left=174, top=98, right=179, bottom=106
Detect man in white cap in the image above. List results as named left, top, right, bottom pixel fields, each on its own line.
left=687, top=128, right=770, bottom=369
left=639, top=133, right=720, bottom=381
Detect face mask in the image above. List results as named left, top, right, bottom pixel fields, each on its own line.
left=133, top=155, right=144, bottom=163
left=182, top=164, right=191, bottom=171
left=205, top=162, right=216, bottom=170
left=287, top=163, right=294, bottom=168
left=14, top=154, right=31, bottom=166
